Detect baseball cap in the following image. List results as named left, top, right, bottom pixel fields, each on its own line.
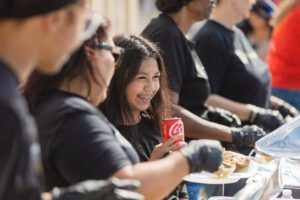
left=252, top=0, right=276, bottom=20
left=0, top=0, right=80, bottom=19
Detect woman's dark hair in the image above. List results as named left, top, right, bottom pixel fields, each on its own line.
left=101, top=35, right=170, bottom=141
left=156, top=0, right=193, bottom=13
left=22, top=16, right=110, bottom=112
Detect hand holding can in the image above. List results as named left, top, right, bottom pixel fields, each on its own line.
left=161, top=118, right=185, bottom=144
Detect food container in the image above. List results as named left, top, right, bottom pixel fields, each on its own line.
left=255, top=116, right=300, bottom=160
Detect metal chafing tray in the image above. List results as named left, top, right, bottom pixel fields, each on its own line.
left=255, top=116, right=300, bottom=160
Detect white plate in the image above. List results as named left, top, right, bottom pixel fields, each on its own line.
left=183, top=159, right=257, bottom=184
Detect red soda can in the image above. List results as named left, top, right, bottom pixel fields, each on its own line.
left=161, top=118, right=185, bottom=143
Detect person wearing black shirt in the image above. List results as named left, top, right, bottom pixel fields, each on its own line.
left=101, top=35, right=188, bottom=200
left=0, top=61, right=40, bottom=200
left=190, top=0, right=296, bottom=197
left=141, top=0, right=265, bottom=148
left=0, top=1, right=144, bottom=200
left=101, top=35, right=186, bottom=161
left=192, top=0, right=298, bottom=132
left=23, top=18, right=224, bottom=200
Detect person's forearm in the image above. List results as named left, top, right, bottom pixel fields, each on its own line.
left=206, top=94, right=258, bottom=121
left=113, top=152, right=189, bottom=200
left=171, top=104, right=232, bottom=142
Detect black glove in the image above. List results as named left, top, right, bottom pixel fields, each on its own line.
left=52, top=179, right=144, bottom=200
left=251, top=109, right=285, bottom=132
left=231, top=125, right=266, bottom=148
left=277, top=103, right=299, bottom=118
left=204, top=107, right=242, bottom=127
left=180, top=140, right=222, bottom=173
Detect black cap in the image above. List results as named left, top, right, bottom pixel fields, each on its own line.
left=0, top=0, right=79, bottom=19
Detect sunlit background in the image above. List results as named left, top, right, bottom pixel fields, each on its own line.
left=93, top=0, right=159, bottom=35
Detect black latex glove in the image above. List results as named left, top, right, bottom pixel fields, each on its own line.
left=277, top=102, right=299, bottom=118
left=180, top=140, right=222, bottom=173
left=205, top=107, right=242, bottom=127
left=252, top=109, right=285, bottom=132
left=231, top=125, right=266, bottom=148
left=52, top=179, right=144, bottom=200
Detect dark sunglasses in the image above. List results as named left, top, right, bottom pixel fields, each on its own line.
left=97, top=42, right=125, bottom=63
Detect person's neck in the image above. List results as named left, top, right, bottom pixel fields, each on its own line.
left=0, top=22, right=39, bottom=82
left=168, top=9, right=200, bottom=34
left=251, top=26, right=271, bottom=43
left=59, top=77, right=90, bottom=102
left=133, top=111, right=142, bottom=123
left=210, top=7, right=237, bottom=30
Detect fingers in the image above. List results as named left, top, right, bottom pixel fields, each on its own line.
left=165, top=134, right=184, bottom=146
left=169, top=141, right=187, bottom=151
left=153, top=143, right=163, bottom=150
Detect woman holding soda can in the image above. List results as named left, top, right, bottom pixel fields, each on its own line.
left=24, top=16, right=223, bottom=200
left=101, top=35, right=188, bottom=199
left=101, top=35, right=186, bottom=161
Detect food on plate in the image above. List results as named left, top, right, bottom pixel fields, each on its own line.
left=214, top=161, right=236, bottom=177
left=215, top=150, right=251, bottom=177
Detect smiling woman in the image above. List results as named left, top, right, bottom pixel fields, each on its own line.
left=101, top=35, right=170, bottom=133
left=101, top=34, right=189, bottom=200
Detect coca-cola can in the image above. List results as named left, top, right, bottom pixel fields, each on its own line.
left=161, top=118, right=185, bottom=143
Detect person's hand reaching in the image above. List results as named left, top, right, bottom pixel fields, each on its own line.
left=180, top=140, right=222, bottom=173
left=150, top=134, right=186, bottom=160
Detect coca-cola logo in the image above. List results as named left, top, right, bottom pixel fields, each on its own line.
left=169, top=121, right=183, bottom=137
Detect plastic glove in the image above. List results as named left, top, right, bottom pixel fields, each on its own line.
left=204, top=107, right=242, bottom=127
left=180, top=140, right=222, bottom=173
left=252, top=109, right=285, bottom=132
left=52, top=179, right=144, bottom=200
left=231, top=125, right=266, bottom=148
left=277, top=102, right=299, bottom=118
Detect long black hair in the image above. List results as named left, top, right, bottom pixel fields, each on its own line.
left=101, top=35, right=170, bottom=139
left=23, top=16, right=110, bottom=112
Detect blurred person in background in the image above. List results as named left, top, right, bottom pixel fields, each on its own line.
left=142, top=0, right=268, bottom=157
left=141, top=0, right=265, bottom=153
left=192, top=0, right=298, bottom=135
left=23, top=15, right=223, bottom=200
left=141, top=0, right=266, bottom=199
left=247, top=0, right=273, bottom=61
left=268, top=0, right=300, bottom=110
left=101, top=34, right=188, bottom=200
left=0, top=0, right=143, bottom=200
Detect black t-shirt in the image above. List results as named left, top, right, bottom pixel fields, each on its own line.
left=142, top=13, right=210, bottom=114
left=33, top=90, right=139, bottom=190
left=194, top=20, right=271, bottom=108
left=117, top=115, right=188, bottom=199
left=117, top=115, right=161, bottom=162
left=0, top=61, right=40, bottom=200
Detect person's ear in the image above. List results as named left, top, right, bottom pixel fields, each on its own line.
left=84, top=46, right=98, bottom=62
